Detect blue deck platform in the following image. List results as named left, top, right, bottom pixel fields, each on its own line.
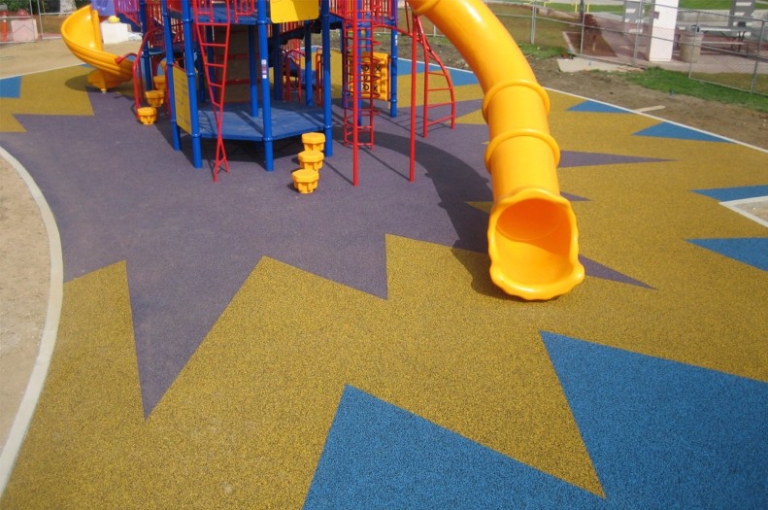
left=197, top=102, right=325, bottom=141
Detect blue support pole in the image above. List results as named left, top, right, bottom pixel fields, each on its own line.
left=248, top=25, right=259, bottom=117
left=257, top=0, right=274, bottom=171
left=182, top=0, right=202, bottom=168
left=139, top=0, right=154, bottom=91
left=389, top=3, right=398, bottom=118
left=161, top=0, right=181, bottom=151
left=321, top=0, right=333, bottom=156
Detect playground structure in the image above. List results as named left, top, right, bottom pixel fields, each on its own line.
left=61, top=0, right=585, bottom=300
left=76, top=0, right=458, bottom=184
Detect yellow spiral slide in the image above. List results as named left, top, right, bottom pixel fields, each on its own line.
left=408, top=0, right=585, bottom=300
left=60, top=5, right=133, bottom=92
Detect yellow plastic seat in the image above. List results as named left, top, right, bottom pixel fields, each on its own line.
left=298, top=150, right=324, bottom=172
left=301, top=132, right=325, bottom=152
left=292, top=169, right=319, bottom=194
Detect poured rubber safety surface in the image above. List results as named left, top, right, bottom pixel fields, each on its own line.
left=1, top=65, right=766, bottom=508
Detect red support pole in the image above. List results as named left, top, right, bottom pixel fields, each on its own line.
left=410, top=24, right=418, bottom=183
left=352, top=12, right=359, bottom=186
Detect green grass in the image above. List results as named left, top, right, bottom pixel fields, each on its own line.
left=519, top=43, right=570, bottom=59
left=622, top=67, right=768, bottom=111
left=678, top=0, right=741, bottom=9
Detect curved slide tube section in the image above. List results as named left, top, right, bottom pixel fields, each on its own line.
left=61, top=6, right=133, bottom=92
left=408, top=0, right=584, bottom=300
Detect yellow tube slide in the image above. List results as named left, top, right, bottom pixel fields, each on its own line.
left=407, top=0, right=584, bottom=300
left=61, top=5, right=133, bottom=92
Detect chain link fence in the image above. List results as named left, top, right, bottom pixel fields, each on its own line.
left=548, top=0, right=767, bottom=96
left=431, top=0, right=768, bottom=96
left=0, top=1, right=84, bottom=42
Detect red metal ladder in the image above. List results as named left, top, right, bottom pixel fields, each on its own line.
left=342, top=13, right=380, bottom=186
left=409, top=10, right=456, bottom=138
left=342, top=22, right=379, bottom=148
left=192, top=0, right=232, bottom=182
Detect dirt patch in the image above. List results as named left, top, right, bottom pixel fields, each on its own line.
left=0, top=157, right=50, bottom=455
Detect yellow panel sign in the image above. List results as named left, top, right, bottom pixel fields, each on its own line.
left=270, top=0, right=319, bottom=23
left=172, top=64, right=191, bottom=134
left=347, top=52, right=390, bottom=101
left=372, top=52, right=389, bottom=101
